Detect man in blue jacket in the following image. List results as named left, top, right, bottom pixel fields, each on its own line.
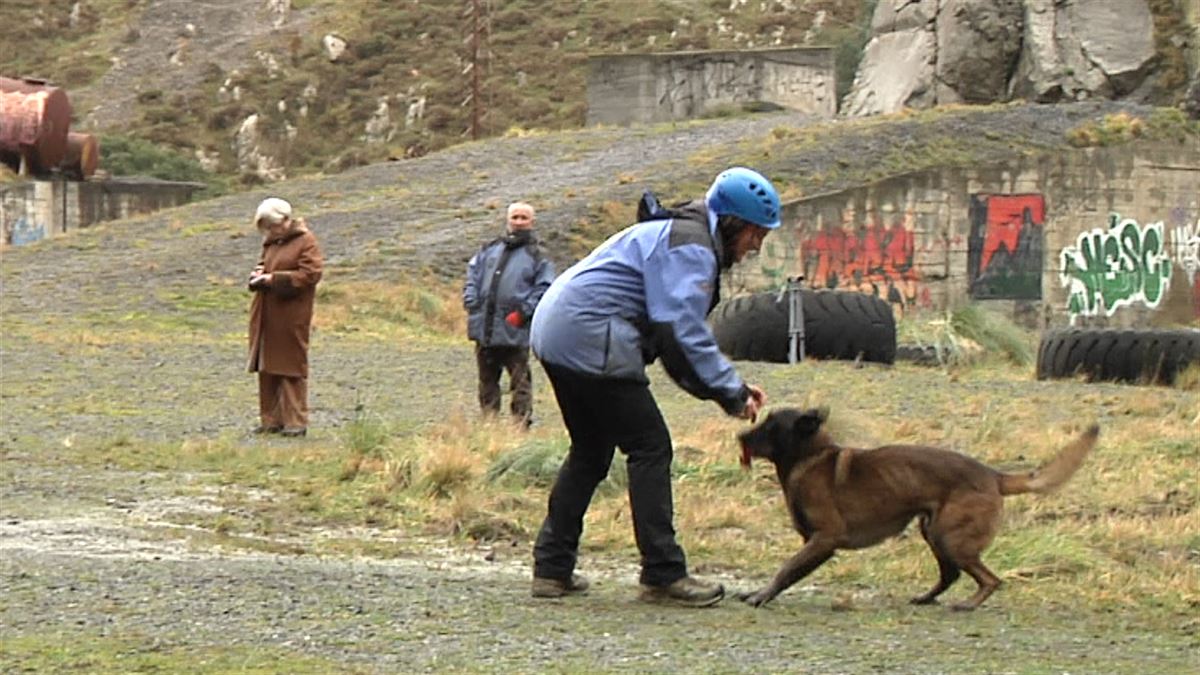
left=463, top=202, right=556, bottom=426
left=529, top=167, right=779, bottom=606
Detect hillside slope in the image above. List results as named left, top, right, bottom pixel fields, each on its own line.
left=1, top=0, right=870, bottom=183
left=3, top=100, right=1186, bottom=329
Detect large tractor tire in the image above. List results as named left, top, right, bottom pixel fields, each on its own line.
left=710, top=289, right=896, bottom=364
left=1036, top=328, right=1200, bottom=385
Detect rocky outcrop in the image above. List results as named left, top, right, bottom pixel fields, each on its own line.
left=935, top=0, right=1023, bottom=105
left=843, top=29, right=936, bottom=116
left=845, top=0, right=1160, bottom=116
left=235, top=113, right=286, bottom=182
left=1185, top=75, right=1200, bottom=120
left=1009, top=0, right=1155, bottom=102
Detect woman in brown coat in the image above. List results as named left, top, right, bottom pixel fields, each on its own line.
left=247, top=197, right=324, bottom=436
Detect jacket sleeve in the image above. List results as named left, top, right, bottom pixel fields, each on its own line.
left=522, top=255, right=556, bottom=318
left=272, top=234, right=324, bottom=293
left=643, top=242, right=748, bottom=415
left=463, top=249, right=483, bottom=310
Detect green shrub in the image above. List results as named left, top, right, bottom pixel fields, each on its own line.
left=98, top=134, right=228, bottom=196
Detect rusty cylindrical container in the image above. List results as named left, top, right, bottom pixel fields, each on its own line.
left=61, top=132, right=99, bottom=179
left=0, top=76, right=72, bottom=175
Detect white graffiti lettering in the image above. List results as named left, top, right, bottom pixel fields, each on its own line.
left=1168, top=221, right=1200, bottom=285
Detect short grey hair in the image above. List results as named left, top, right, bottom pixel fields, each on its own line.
left=254, top=198, right=293, bottom=227
left=507, top=202, right=535, bottom=219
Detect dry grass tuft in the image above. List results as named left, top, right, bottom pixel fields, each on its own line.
left=1174, top=362, right=1200, bottom=391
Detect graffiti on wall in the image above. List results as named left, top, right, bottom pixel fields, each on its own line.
left=8, top=217, right=46, bottom=246
left=757, top=232, right=799, bottom=287
left=1059, top=213, right=1173, bottom=323
left=967, top=194, right=1044, bottom=300
left=798, top=205, right=934, bottom=316
left=1166, top=219, right=1199, bottom=318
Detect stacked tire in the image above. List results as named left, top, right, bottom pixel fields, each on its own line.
left=709, top=289, right=896, bottom=364
left=1036, top=328, right=1200, bottom=386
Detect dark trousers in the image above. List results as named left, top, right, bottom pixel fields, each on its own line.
left=475, top=344, right=533, bottom=422
left=533, top=363, right=687, bottom=587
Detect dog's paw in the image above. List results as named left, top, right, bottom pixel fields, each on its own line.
left=736, top=589, right=771, bottom=608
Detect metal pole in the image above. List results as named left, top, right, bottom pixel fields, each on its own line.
left=787, top=275, right=806, bottom=364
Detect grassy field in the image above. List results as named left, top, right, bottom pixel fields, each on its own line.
left=126, top=308, right=1200, bottom=620
left=2, top=271, right=1198, bottom=671
left=2, top=98, right=1198, bottom=667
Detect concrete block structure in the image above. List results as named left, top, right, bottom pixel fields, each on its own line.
left=587, top=47, right=836, bottom=126
left=1, top=177, right=203, bottom=246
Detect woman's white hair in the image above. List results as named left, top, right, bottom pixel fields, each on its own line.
left=254, top=198, right=293, bottom=226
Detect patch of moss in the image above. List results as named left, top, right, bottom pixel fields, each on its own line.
left=1067, top=109, right=1198, bottom=147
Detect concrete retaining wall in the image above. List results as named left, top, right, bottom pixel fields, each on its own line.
left=729, top=139, right=1200, bottom=328
left=587, top=47, right=836, bottom=126
left=1, top=178, right=203, bottom=246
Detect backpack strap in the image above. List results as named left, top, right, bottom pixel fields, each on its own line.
left=654, top=198, right=723, bottom=313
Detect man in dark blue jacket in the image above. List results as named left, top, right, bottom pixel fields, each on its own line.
left=463, top=202, right=556, bottom=426
left=529, top=167, right=779, bottom=606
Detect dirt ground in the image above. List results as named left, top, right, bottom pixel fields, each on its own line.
left=3, top=438, right=1195, bottom=673
left=2, top=104, right=1195, bottom=673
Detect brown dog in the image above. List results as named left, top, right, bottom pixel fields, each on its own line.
left=736, top=408, right=1098, bottom=611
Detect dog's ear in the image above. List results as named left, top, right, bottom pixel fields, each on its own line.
left=793, top=409, right=825, bottom=438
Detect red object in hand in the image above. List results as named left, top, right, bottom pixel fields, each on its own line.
left=505, top=310, right=524, bottom=327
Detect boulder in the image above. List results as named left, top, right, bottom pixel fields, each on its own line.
left=847, top=0, right=1158, bottom=115
left=843, top=29, right=936, bottom=117
left=870, top=0, right=937, bottom=34
left=1184, top=75, right=1200, bottom=120
left=1010, top=0, right=1155, bottom=101
left=266, top=0, right=290, bottom=29
left=323, top=34, right=348, bottom=62
left=363, top=97, right=395, bottom=144
left=935, top=0, right=1023, bottom=104
left=235, top=114, right=286, bottom=182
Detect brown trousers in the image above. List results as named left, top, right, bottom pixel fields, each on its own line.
left=475, top=344, right=532, bottom=423
left=258, top=372, right=308, bottom=430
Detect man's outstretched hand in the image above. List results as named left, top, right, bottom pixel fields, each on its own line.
left=741, top=384, right=766, bottom=422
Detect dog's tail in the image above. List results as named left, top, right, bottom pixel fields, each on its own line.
left=998, top=424, right=1099, bottom=496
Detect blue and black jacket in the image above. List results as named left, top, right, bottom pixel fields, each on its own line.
left=464, top=232, right=556, bottom=348
left=530, top=201, right=749, bottom=415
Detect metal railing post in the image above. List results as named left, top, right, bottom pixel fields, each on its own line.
left=787, top=275, right=806, bottom=364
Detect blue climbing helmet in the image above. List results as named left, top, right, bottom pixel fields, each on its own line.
left=705, top=166, right=781, bottom=229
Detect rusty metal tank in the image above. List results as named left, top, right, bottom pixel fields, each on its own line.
left=0, top=76, right=72, bottom=175
left=61, top=132, right=99, bottom=179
